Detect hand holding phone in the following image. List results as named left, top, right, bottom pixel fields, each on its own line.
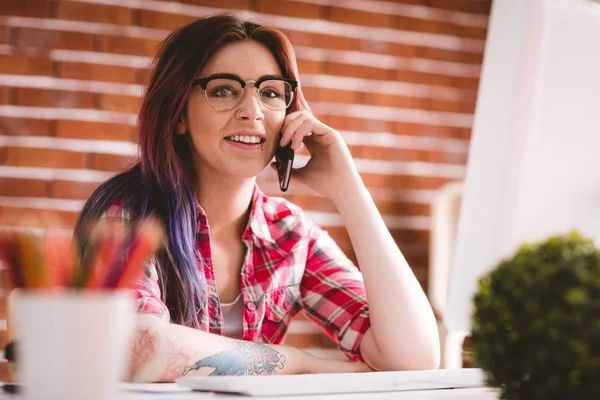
left=275, top=142, right=294, bottom=192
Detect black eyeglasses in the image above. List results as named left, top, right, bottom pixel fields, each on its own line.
left=193, top=73, right=298, bottom=111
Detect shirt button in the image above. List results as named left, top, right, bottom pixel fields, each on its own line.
left=245, top=302, right=256, bottom=311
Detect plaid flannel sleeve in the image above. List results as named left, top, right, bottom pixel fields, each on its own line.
left=300, top=221, right=371, bottom=362
left=100, top=205, right=171, bottom=322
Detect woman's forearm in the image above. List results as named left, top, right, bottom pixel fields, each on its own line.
left=332, top=182, right=440, bottom=371
left=130, top=314, right=371, bottom=382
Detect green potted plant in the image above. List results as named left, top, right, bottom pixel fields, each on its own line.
left=471, top=231, right=600, bottom=400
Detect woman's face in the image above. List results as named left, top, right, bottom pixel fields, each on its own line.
left=180, top=40, right=286, bottom=181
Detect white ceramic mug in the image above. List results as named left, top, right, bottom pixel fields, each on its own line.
left=14, top=291, right=136, bottom=400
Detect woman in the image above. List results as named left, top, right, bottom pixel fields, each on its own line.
left=75, top=12, right=439, bottom=382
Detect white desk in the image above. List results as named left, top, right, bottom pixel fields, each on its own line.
left=0, top=386, right=498, bottom=399
left=1, top=370, right=500, bottom=399
left=124, top=387, right=498, bottom=400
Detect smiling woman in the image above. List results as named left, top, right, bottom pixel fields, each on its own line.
left=73, top=12, right=440, bottom=382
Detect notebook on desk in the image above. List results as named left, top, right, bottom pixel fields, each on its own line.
left=177, top=368, right=485, bottom=397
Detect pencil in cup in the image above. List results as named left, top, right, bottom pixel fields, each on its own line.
left=0, top=217, right=164, bottom=291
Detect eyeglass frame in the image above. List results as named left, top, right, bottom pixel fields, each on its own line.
left=192, top=73, right=299, bottom=111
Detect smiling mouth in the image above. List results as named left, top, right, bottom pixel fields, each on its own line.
left=225, top=135, right=266, bottom=145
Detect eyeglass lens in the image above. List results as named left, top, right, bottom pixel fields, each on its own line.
left=204, top=79, right=293, bottom=110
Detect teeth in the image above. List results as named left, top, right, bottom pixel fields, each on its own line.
left=228, top=135, right=262, bottom=144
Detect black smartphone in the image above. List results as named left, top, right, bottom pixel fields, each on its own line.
left=275, top=141, right=294, bottom=192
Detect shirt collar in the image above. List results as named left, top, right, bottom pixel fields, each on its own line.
left=247, top=184, right=275, bottom=245
left=194, top=184, right=275, bottom=245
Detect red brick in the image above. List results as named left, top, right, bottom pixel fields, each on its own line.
left=329, top=7, right=393, bottom=28
left=430, top=99, right=476, bottom=114
left=287, top=31, right=356, bottom=52
left=136, top=68, right=152, bottom=86
left=257, top=0, right=323, bottom=19
left=0, top=0, right=51, bottom=18
left=327, top=62, right=390, bottom=80
left=394, top=15, right=484, bottom=40
left=297, top=87, right=318, bottom=104
left=363, top=92, right=426, bottom=109
left=55, top=120, right=136, bottom=141
left=0, top=54, right=53, bottom=76
left=0, top=333, right=7, bottom=354
left=56, top=0, right=133, bottom=25
left=316, top=88, right=357, bottom=104
left=0, top=178, right=48, bottom=197
left=454, top=25, right=489, bottom=41
left=357, top=172, right=453, bottom=191
left=17, top=27, right=94, bottom=51
left=391, top=122, right=423, bottom=137
left=97, top=35, right=160, bottom=57
left=392, top=200, right=431, bottom=216
left=368, top=0, right=420, bottom=3
left=350, top=144, right=467, bottom=166
left=0, top=206, right=78, bottom=229
left=326, top=115, right=394, bottom=133
left=90, top=153, right=136, bottom=172
left=3, top=147, right=86, bottom=169
left=397, top=70, right=456, bottom=87
left=0, top=118, right=52, bottom=136
left=429, top=0, right=492, bottom=14
left=56, top=61, right=138, bottom=84
left=387, top=42, right=419, bottom=58
left=393, top=174, right=454, bottom=190
left=138, top=9, right=196, bottom=30
left=291, top=193, right=430, bottom=217
left=51, top=180, right=100, bottom=200
left=0, top=86, right=12, bottom=104
left=16, top=87, right=95, bottom=108
left=453, top=76, right=480, bottom=90
left=97, top=93, right=141, bottom=114
left=398, top=123, right=471, bottom=140
left=417, top=46, right=483, bottom=64
left=0, top=24, right=11, bottom=44
left=389, top=228, right=430, bottom=247
left=295, top=58, right=324, bottom=75
left=179, top=0, right=251, bottom=9
left=358, top=39, right=391, bottom=55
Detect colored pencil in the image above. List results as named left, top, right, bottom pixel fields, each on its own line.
left=0, top=230, right=25, bottom=288
left=0, top=216, right=164, bottom=291
left=116, top=218, right=164, bottom=289
left=43, top=231, right=75, bottom=288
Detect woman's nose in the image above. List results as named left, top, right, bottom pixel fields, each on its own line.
left=236, top=86, right=265, bottom=120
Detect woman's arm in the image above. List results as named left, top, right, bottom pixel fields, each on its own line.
left=277, top=110, right=440, bottom=372
left=332, top=183, right=440, bottom=371
left=131, top=314, right=372, bottom=382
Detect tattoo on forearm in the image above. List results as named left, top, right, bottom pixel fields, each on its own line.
left=182, top=341, right=286, bottom=376
left=130, top=329, right=160, bottom=378
left=159, top=341, right=198, bottom=382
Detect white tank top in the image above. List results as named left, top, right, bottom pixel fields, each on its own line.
left=220, top=294, right=244, bottom=339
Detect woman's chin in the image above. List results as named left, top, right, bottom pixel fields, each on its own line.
left=223, top=163, right=268, bottom=180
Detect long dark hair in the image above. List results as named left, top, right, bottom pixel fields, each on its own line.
left=74, top=12, right=310, bottom=327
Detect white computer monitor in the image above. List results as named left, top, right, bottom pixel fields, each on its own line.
left=445, top=0, right=600, bottom=336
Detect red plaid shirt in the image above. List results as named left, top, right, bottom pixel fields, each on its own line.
left=106, top=185, right=370, bottom=361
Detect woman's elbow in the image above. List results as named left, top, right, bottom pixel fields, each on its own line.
left=128, top=314, right=168, bottom=382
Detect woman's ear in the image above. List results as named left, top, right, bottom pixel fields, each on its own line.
left=175, top=116, right=187, bottom=135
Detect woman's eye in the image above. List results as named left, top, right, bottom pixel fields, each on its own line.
left=209, top=86, right=238, bottom=97
left=260, top=89, right=281, bottom=99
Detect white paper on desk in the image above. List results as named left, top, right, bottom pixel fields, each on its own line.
left=177, top=368, right=485, bottom=397
left=120, top=383, right=192, bottom=393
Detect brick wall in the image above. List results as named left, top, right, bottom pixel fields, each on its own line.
left=0, top=0, right=491, bottom=366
